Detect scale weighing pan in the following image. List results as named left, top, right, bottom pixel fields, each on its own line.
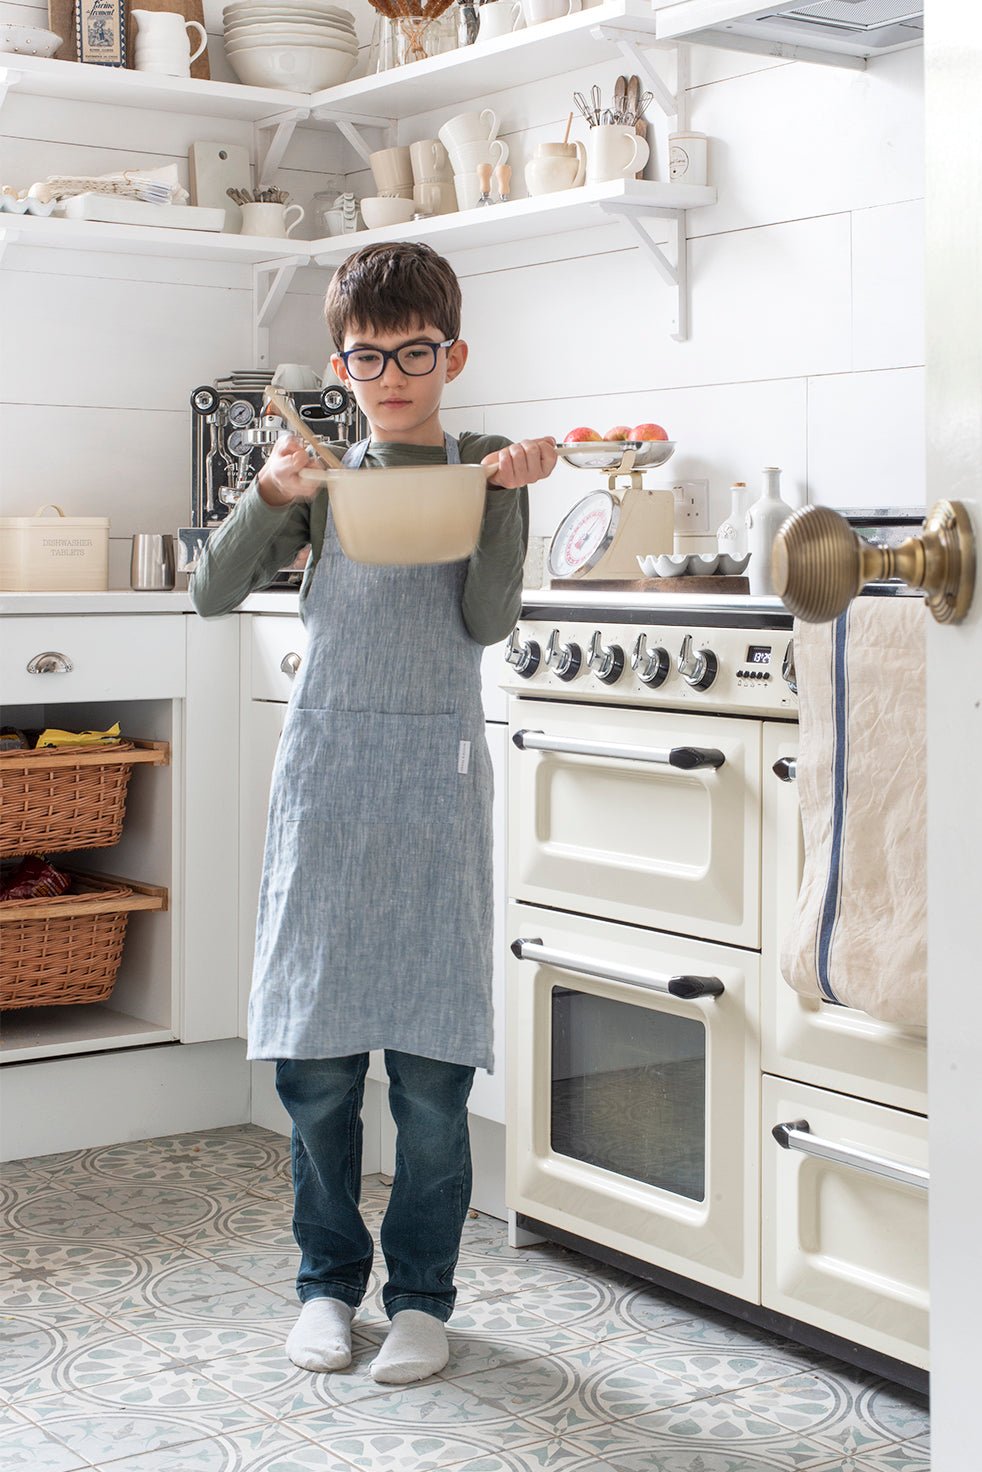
left=549, top=441, right=676, bottom=581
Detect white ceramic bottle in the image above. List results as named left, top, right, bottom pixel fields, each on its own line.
left=715, top=481, right=749, bottom=559
left=746, top=467, right=793, bottom=596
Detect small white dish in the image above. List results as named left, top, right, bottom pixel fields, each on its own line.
left=359, top=195, right=415, bottom=229
left=717, top=552, right=751, bottom=576
left=0, top=24, right=63, bottom=57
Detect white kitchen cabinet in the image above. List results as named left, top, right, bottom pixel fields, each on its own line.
left=238, top=695, right=287, bottom=1039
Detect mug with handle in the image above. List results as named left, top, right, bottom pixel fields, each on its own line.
left=521, top=0, right=580, bottom=24
left=438, top=108, right=499, bottom=154
left=478, top=0, right=522, bottom=40
left=586, top=124, right=650, bottom=184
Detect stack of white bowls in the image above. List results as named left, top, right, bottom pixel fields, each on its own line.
left=437, top=110, right=508, bottom=212
left=223, top=1, right=359, bottom=91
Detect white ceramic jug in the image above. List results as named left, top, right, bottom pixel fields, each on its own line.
left=525, top=141, right=586, bottom=196
left=746, top=467, right=794, bottom=595
left=132, top=10, right=207, bottom=73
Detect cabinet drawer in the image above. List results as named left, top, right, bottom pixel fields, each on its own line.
left=251, top=615, right=308, bottom=703
left=1, top=616, right=186, bottom=704
left=762, top=1074, right=928, bottom=1369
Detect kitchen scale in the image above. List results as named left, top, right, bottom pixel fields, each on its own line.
left=548, top=440, right=677, bottom=581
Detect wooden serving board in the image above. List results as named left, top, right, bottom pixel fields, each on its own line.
left=550, top=576, right=751, bottom=595
left=49, top=1, right=211, bottom=79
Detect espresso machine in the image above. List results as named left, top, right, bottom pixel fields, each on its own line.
left=182, top=376, right=367, bottom=584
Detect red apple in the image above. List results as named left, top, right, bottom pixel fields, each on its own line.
left=564, top=426, right=602, bottom=443
left=603, top=426, right=631, bottom=442
left=631, top=423, right=669, bottom=441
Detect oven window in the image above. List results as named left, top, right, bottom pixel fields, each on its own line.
left=550, top=987, right=706, bottom=1201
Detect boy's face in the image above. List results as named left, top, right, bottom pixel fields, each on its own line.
left=331, top=320, right=468, bottom=441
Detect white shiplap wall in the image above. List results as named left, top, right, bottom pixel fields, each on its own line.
left=0, top=1, right=923, bottom=581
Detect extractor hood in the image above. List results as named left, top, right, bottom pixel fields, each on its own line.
left=652, top=1, right=924, bottom=65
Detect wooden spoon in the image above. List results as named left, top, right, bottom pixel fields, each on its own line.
left=263, top=387, right=346, bottom=471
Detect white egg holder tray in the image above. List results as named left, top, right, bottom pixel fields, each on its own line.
left=637, top=551, right=751, bottom=578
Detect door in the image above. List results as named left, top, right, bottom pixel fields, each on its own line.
left=926, top=6, right=982, bottom=1461
left=509, top=699, right=762, bottom=947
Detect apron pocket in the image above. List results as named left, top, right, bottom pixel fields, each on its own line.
left=278, top=709, right=468, bottom=824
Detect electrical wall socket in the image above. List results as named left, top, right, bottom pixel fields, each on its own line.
left=670, top=479, right=710, bottom=532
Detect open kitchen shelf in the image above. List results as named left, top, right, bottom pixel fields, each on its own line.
left=0, top=1002, right=175, bottom=1064
left=0, top=212, right=309, bottom=264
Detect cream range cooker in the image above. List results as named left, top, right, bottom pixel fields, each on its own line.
left=500, top=591, right=928, bottom=1390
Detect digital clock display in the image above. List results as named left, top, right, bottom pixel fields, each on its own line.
left=746, top=645, right=772, bottom=664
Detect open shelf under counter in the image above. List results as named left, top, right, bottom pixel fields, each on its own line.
left=312, top=177, right=716, bottom=264
left=0, top=212, right=311, bottom=265
left=0, top=1003, right=175, bottom=1063
left=309, top=0, right=663, bottom=124
left=0, top=49, right=308, bottom=119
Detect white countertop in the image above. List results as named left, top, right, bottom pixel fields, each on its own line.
left=0, top=590, right=302, bottom=616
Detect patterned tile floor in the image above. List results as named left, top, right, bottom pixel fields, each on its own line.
left=1, top=1125, right=930, bottom=1472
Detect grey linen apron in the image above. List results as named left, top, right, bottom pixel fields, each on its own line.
left=247, top=434, right=494, bottom=1071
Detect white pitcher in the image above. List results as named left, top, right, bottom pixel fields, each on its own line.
left=132, top=9, right=207, bottom=76
left=585, top=124, right=649, bottom=185
left=525, top=141, right=586, bottom=196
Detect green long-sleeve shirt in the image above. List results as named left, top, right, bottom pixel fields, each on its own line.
left=189, top=432, right=528, bottom=646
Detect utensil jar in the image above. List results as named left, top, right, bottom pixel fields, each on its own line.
left=585, top=124, right=650, bottom=184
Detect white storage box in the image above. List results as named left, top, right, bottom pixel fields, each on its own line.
left=0, top=504, right=110, bottom=591
left=62, top=195, right=225, bottom=231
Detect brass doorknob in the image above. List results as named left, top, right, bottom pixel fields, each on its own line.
left=772, top=500, right=976, bottom=625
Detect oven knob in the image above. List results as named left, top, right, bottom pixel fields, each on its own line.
left=782, top=638, right=798, bottom=694
left=631, top=634, right=670, bottom=688
left=678, top=633, right=719, bottom=691
left=587, top=631, right=625, bottom=685
left=505, top=626, right=540, bottom=679
left=545, top=628, right=582, bottom=682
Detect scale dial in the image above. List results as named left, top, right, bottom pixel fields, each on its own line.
left=548, top=491, right=619, bottom=578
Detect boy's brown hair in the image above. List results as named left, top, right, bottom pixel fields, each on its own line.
left=324, top=242, right=462, bottom=348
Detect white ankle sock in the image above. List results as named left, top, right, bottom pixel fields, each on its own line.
left=285, top=1297, right=354, bottom=1372
left=370, top=1308, right=449, bottom=1384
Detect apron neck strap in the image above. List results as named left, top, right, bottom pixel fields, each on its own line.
left=343, top=433, right=461, bottom=469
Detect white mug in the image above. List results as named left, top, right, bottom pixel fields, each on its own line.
left=132, top=10, right=207, bottom=60
left=449, top=137, right=509, bottom=175
left=409, top=138, right=452, bottom=183
left=453, top=173, right=485, bottom=211
left=438, top=109, right=498, bottom=154
left=669, top=132, right=709, bottom=186
left=239, top=202, right=305, bottom=237
left=369, top=146, right=413, bottom=193
left=586, top=124, right=650, bottom=184
left=521, top=0, right=579, bottom=23
left=413, top=179, right=457, bottom=215
left=478, top=0, right=521, bottom=40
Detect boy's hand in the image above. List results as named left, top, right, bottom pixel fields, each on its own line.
left=484, top=437, right=558, bottom=491
left=257, top=433, right=322, bottom=507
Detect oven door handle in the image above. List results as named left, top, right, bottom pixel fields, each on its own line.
left=512, top=730, right=726, bottom=770
left=772, top=1119, right=929, bottom=1191
left=511, top=938, right=725, bottom=1000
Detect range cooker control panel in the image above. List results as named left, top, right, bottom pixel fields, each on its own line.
left=501, top=620, right=798, bottom=717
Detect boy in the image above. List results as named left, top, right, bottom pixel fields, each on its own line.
left=191, top=242, right=557, bottom=1384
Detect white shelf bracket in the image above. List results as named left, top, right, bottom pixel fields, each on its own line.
left=0, top=65, right=24, bottom=112
left=590, top=35, right=690, bottom=130
left=328, top=117, right=384, bottom=167
left=254, top=108, right=311, bottom=189
left=252, top=255, right=305, bottom=369
left=604, top=206, right=689, bottom=342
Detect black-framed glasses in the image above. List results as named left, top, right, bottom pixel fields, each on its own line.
left=339, top=338, right=456, bottom=381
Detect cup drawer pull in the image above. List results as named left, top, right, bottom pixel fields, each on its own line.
left=511, top=937, right=725, bottom=1001
left=280, top=652, right=302, bottom=677
left=27, top=651, right=73, bottom=675
left=772, top=1119, right=928, bottom=1190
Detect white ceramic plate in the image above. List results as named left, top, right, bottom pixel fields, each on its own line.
left=224, top=1, right=354, bottom=22
left=225, top=26, right=358, bottom=48
left=225, top=10, right=355, bottom=27
left=226, top=35, right=359, bottom=58
left=0, top=24, right=63, bottom=56
left=224, top=18, right=356, bottom=36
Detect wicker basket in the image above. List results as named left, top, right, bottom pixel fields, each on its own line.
left=0, top=870, right=168, bottom=1009
left=0, top=739, right=169, bottom=857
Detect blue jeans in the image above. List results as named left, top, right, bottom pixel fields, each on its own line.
left=274, top=1051, right=475, bottom=1323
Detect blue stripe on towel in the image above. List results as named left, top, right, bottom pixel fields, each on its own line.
left=815, top=610, right=850, bottom=1004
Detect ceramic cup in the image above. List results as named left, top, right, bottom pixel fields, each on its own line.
left=449, top=137, right=509, bottom=175
left=669, top=131, right=709, bottom=186
left=586, top=124, right=650, bottom=184
left=413, top=179, right=457, bottom=215
left=239, top=202, right=304, bottom=236
left=521, top=0, right=579, bottom=23
left=525, top=140, right=586, bottom=195
left=438, top=108, right=498, bottom=154
left=409, top=138, right=452, bottom=183
left=478, top=0, right=521, bottom=40
left=369, top=146, right=413, bottom=193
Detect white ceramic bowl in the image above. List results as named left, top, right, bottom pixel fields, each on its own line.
left=359, top=195, right=415, bottom=229
left=311, top=465, right=489, bottom=564
left=225, top=34, right=358, bottom=58
left=225, top=21, right=357, bottom=45
left=225, top=4, right=354, bottom=17
left=0, top=23, right=63, bottom=56
left=225, top=0, right=354, bottom=19
left=226, top=44, right=356, bottom=88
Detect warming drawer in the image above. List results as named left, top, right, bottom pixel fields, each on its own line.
left=509, top=698, right=761, bottom=947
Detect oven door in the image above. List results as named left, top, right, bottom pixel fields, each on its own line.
left=506, top=902, right=760, bottom=1299
left=509, top=699, right=761, bottom=948
left=761, top=723, right=927, bottom=1115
